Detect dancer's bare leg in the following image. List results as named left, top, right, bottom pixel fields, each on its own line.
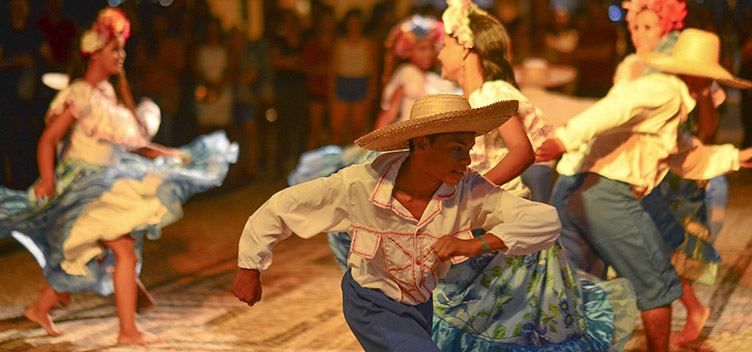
left=25, top=286, right=64, bottom=336
left=38, top=285, right=71, bottom=307
left=642, top=305, right=671, bottom=352
left=103, top=236, right=163, bottom=345
left=136, top=277, right=156, bottom=312
left=674, top=277, right=710, bottom=346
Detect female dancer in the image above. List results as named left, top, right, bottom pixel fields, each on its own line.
left=431, top=1, right=635, bottom=350
left=0, top=8, right=236, bottom=344
left=373, top=14, right=459, bottom=129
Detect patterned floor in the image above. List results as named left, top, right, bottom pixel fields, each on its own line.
left=1, top=170, right=752, bottom=351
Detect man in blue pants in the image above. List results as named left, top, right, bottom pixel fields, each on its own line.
left=232, top=94, right=561, bottom=351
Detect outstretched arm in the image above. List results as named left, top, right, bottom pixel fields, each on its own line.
left=536, top=76, right=684, bottom=162
left=535, top=137, right=567, bottom=162
left=236, top=172, right=352, bottom=306
left=132, top=143, right=182, bottom=159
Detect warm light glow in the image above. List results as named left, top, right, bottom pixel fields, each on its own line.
left=195, top=85, right=208, bottom=101
left=265, top=108, right=278, bottom=122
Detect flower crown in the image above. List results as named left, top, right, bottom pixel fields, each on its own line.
left=385, top=15, right=445, bottom=60
left=80, top=7, right=131, bottom=57
left=442, top=0, right=487, bottom=49
left=623, top=0, right=687, bottom=35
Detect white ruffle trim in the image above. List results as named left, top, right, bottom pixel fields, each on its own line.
left=47, top=80, right=161, bottom=150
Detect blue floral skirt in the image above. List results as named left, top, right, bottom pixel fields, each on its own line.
left=0, top=131, right=237, bottom=295
left=327, top=233, right=636, bottom=351
left=640, top=172, right=721, bottom=285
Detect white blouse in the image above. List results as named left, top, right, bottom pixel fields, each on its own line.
left=46, top=80, right=160, bottom=166
left=467, top=80, right=553, bottom=197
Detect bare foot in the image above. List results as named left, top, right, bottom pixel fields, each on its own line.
left=24, top=306, right=63, bottom=337
left=118, top=330, right=165, bottom=345
left=674, top=305, right=710, bottom=346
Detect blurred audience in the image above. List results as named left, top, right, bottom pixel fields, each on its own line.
left=270, top=8, right=307, bottom=175
left=302, top=7, right=337, bottom=151
left=2, top=0, right=751, bottom=189
left=0, top=0, right=49, bottom=189
left=328, top=9, right=378, bottom=146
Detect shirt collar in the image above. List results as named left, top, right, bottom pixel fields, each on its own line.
left=369, top=151, right=458, bottom=222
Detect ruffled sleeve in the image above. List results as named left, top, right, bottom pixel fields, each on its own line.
left=469, top=80, right=553, bottom=149
left=46, top=81, right=94, bottom=122
left=46, top=81, right=161, bottom=150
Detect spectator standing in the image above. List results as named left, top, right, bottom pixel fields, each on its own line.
left=328, top=9, right=378, bottom=146
left=301, top=7, right=337, bottom=150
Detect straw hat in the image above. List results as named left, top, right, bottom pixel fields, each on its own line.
left=355, top=94, right=518, bottom=151
left=639, top=28, right=752, bottom=89
left=514, top=58, right=576, bottom=88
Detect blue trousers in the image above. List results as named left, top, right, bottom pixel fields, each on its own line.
left=521, top=163, right=554, bottom=203
left=552, top=173, right=682, bottom=311
left=341, top=270, right=439, bottom=352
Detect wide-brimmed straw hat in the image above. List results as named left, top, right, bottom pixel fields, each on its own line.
left=639, top=28, right=752, bottom=89
left=514, top=58, right=576, bottom=88
left=355, top=94, right=518, bottom=151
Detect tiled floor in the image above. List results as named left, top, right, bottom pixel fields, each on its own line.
left=1, top=169, right=751, bottom=351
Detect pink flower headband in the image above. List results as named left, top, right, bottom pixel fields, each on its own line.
left=623, top=0, right=687, bottom=35
left=385, top=15, right=445, bottom=59
left=442, top=0, right=487, bottom=49
left=80, top=7, right=131, bottom=57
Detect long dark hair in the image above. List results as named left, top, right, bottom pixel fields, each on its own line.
left=468, top=13, right=517, bottom=87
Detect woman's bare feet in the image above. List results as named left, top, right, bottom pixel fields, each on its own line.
left=674, top=304, right=710, bottom=346
left=24, top=306, right=63, bottom=337
left=118, top=330, right=165, bottom=345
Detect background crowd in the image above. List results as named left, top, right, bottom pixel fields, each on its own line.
left=2, top=0, right=752, bottom=190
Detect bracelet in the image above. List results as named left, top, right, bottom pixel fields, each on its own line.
left=478, top=236, right=490, bottom=253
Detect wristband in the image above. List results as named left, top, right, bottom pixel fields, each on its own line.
left=478, top=236, right=489, bottom=253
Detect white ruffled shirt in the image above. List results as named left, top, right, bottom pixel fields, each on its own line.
left=554, top=73, right=739, bottom=196
left=238, top=151, right=560, bottom=305
left=47, top=80, right=160, bottom=166
left=381, top=63, right=461, bottom=123
left=467, top=80, right=553, bottom=197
